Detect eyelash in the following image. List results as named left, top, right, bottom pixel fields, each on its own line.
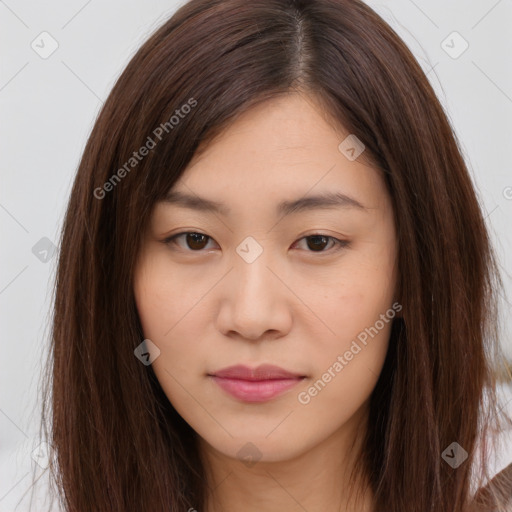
left=161, top=231, right=350, bottom=255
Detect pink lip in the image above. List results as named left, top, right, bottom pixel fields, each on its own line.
left=209, top=364, right=306, bottom=403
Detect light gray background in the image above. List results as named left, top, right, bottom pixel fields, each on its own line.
left=1, top=0, right=511, bottom=510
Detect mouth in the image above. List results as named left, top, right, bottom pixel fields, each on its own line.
left=208, top=364, right=307, bottom=403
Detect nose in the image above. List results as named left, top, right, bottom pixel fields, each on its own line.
left=215, top=252, right=293, bottom=342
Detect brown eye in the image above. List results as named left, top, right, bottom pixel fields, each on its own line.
left=163, top=232, right=349, bottom=254
left=164, top=232, right=215, bottom=251
left=305, top=235, right=331, bottom=252
left=184, top=233, right=209, bottom=250
left=293, top=234, right=350, bottom=253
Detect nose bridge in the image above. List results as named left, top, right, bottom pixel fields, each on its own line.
left=232, top=237, right=277, bottom=306
left=216, top=237, right=291, bottom=339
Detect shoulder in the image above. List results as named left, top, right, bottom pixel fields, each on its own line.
left=471, top=462, right=512, bottom=512
left=473, top=381, right=512, bottom=510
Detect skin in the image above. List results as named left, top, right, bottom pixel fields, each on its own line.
left=133, top=91, right=399, bottom=512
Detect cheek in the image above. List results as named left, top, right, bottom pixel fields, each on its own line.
left=297, top=342, right=387, bottom=441
left=133, top=254, right=210, bottom=385
left=297, top=248, right=396, bottom=405
left=134, top=271, right=170, bottom=339
left=305, top=255, right=396, bottom=344
left=133, top=256, right=187, bottom=377
left=134, top=253, right=195, bottom=340
left=296, top=291, right=393, bottom=424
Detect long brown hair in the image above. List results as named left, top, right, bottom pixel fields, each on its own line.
left=39, top=0, right=512, bottom=510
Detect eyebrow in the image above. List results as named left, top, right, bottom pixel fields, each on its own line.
left=161, top=190, right=369, bottom=217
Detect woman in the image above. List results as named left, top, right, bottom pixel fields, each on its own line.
left=41, top=0, right=512, bottom=510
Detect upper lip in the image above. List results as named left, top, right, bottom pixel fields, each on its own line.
left=210, top=364, right=305, bottom=381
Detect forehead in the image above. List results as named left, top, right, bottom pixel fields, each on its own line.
left=161, top=93, right=388, bottom=215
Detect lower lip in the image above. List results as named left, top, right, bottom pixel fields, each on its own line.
left=210, top=376, right=304, bottom=402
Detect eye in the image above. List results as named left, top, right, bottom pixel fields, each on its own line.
left=162, top=232, right=350, bottom=254
left=164, top=232, right=217, bottom=251
left=292, top=234, right=350, bottom=253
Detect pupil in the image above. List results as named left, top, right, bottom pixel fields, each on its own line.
left=187, top=233, right=207, bottom=250
left=307, top=235, right=328, bottom=251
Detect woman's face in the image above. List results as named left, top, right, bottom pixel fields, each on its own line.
left=133, top=92, right=398, bottom=464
